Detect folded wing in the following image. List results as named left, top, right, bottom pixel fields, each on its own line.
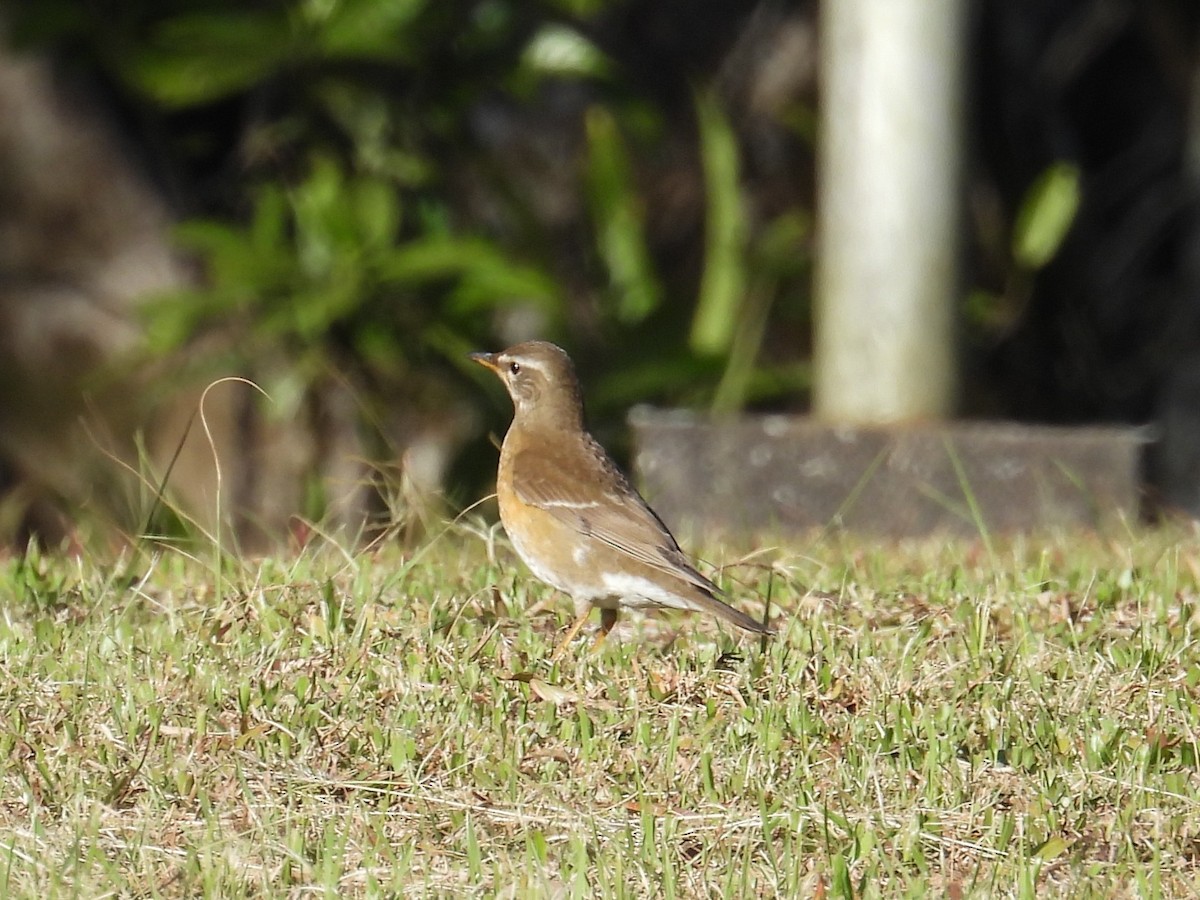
left=510, top=437, right=721, bottom=595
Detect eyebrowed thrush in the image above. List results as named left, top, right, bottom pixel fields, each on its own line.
left=471, top=340, right=772, bottom=657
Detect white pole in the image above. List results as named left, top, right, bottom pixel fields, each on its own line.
left=814, top=0, right=966, bottom=422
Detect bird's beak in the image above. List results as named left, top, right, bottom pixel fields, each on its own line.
left=469, top=351, right=501, bottom=373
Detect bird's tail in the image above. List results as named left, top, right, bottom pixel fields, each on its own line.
left=687, top=589, right=774, bottom=635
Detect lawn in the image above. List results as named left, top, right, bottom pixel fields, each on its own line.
left=2, top=520, right=1198, bottom=897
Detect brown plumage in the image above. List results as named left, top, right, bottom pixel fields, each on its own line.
left=471, top=340, right=771, bottom=655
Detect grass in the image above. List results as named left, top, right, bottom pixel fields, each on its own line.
left=2, top=522, right=1200, bottom=897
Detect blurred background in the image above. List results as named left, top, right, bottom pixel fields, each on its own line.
left=1, top=0, right=1199, bottom=550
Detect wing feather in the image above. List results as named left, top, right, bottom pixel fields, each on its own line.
left=510, top=438, right=720, bottom=595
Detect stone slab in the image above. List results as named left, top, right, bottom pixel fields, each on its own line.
left=629, top=409, right=1147, bottom=537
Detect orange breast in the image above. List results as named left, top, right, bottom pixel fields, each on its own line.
left=496, top=438, right=600, bottom=598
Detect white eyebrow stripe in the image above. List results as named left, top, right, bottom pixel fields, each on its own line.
left=510, top=357, right=547, bottom=374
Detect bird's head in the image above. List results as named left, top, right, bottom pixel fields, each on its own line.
left=470, top=340, right=585, bottom=430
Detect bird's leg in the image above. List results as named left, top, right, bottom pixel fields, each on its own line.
left=591, top=607, right=619, bottom=653
left=550, top=605, right=592, bottom=662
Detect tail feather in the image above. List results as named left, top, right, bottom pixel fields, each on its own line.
left=684, top=588, right=773, bottom=635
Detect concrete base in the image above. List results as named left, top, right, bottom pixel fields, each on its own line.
left=630, top=409, right=1148, bottom=537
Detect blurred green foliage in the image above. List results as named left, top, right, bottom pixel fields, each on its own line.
left=690, top=89, right=746, bottom=358
left=965, top=160, right=1083, bottom=341
left=7, top=0, right=816, bottom=504
left=1013, top=162, right=1081, bottom=271
left=583, top=104, right=661, bottom=325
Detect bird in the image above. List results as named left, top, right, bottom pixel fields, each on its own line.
left=470, top=340, right=772, bottom=658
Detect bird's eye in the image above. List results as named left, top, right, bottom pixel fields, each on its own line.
left=508, top=361, right=521, bottom=376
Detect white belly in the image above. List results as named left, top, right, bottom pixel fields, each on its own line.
left=599, top=571, right=693, bottom=611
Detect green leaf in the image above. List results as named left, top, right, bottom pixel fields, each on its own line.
left=831, top=852, right=854, bottom=898
left=119, top=12, right=297, bottom=107
left=752, top=211, right=810, bottom=276
left=1031, top=835, right=1071, bottom=861
left=140, top=287, right=224, bottom=352
left=522, top=24, right=611, bottom=79
left=583, top=105, right=661, bottom=323
left=293, top=157, right=350, bottom=277
left=537, top=0, right=612, bottom=17
left=315, top=0, right=429, bottom=61
left=352, top=179, right=401, bottom=250
left=174, top=219, right=280, bottom=288
left=690, top=90, right=746, bottom=355
left=452, top=266, right=562, bottom=314
left=378, top=238, right=561, bottom=312
left=251, top=186, right=289, bottom=257
left=1013, top=162, right=1081, bottom=270
left=378, top=237, right=491, bottom=282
